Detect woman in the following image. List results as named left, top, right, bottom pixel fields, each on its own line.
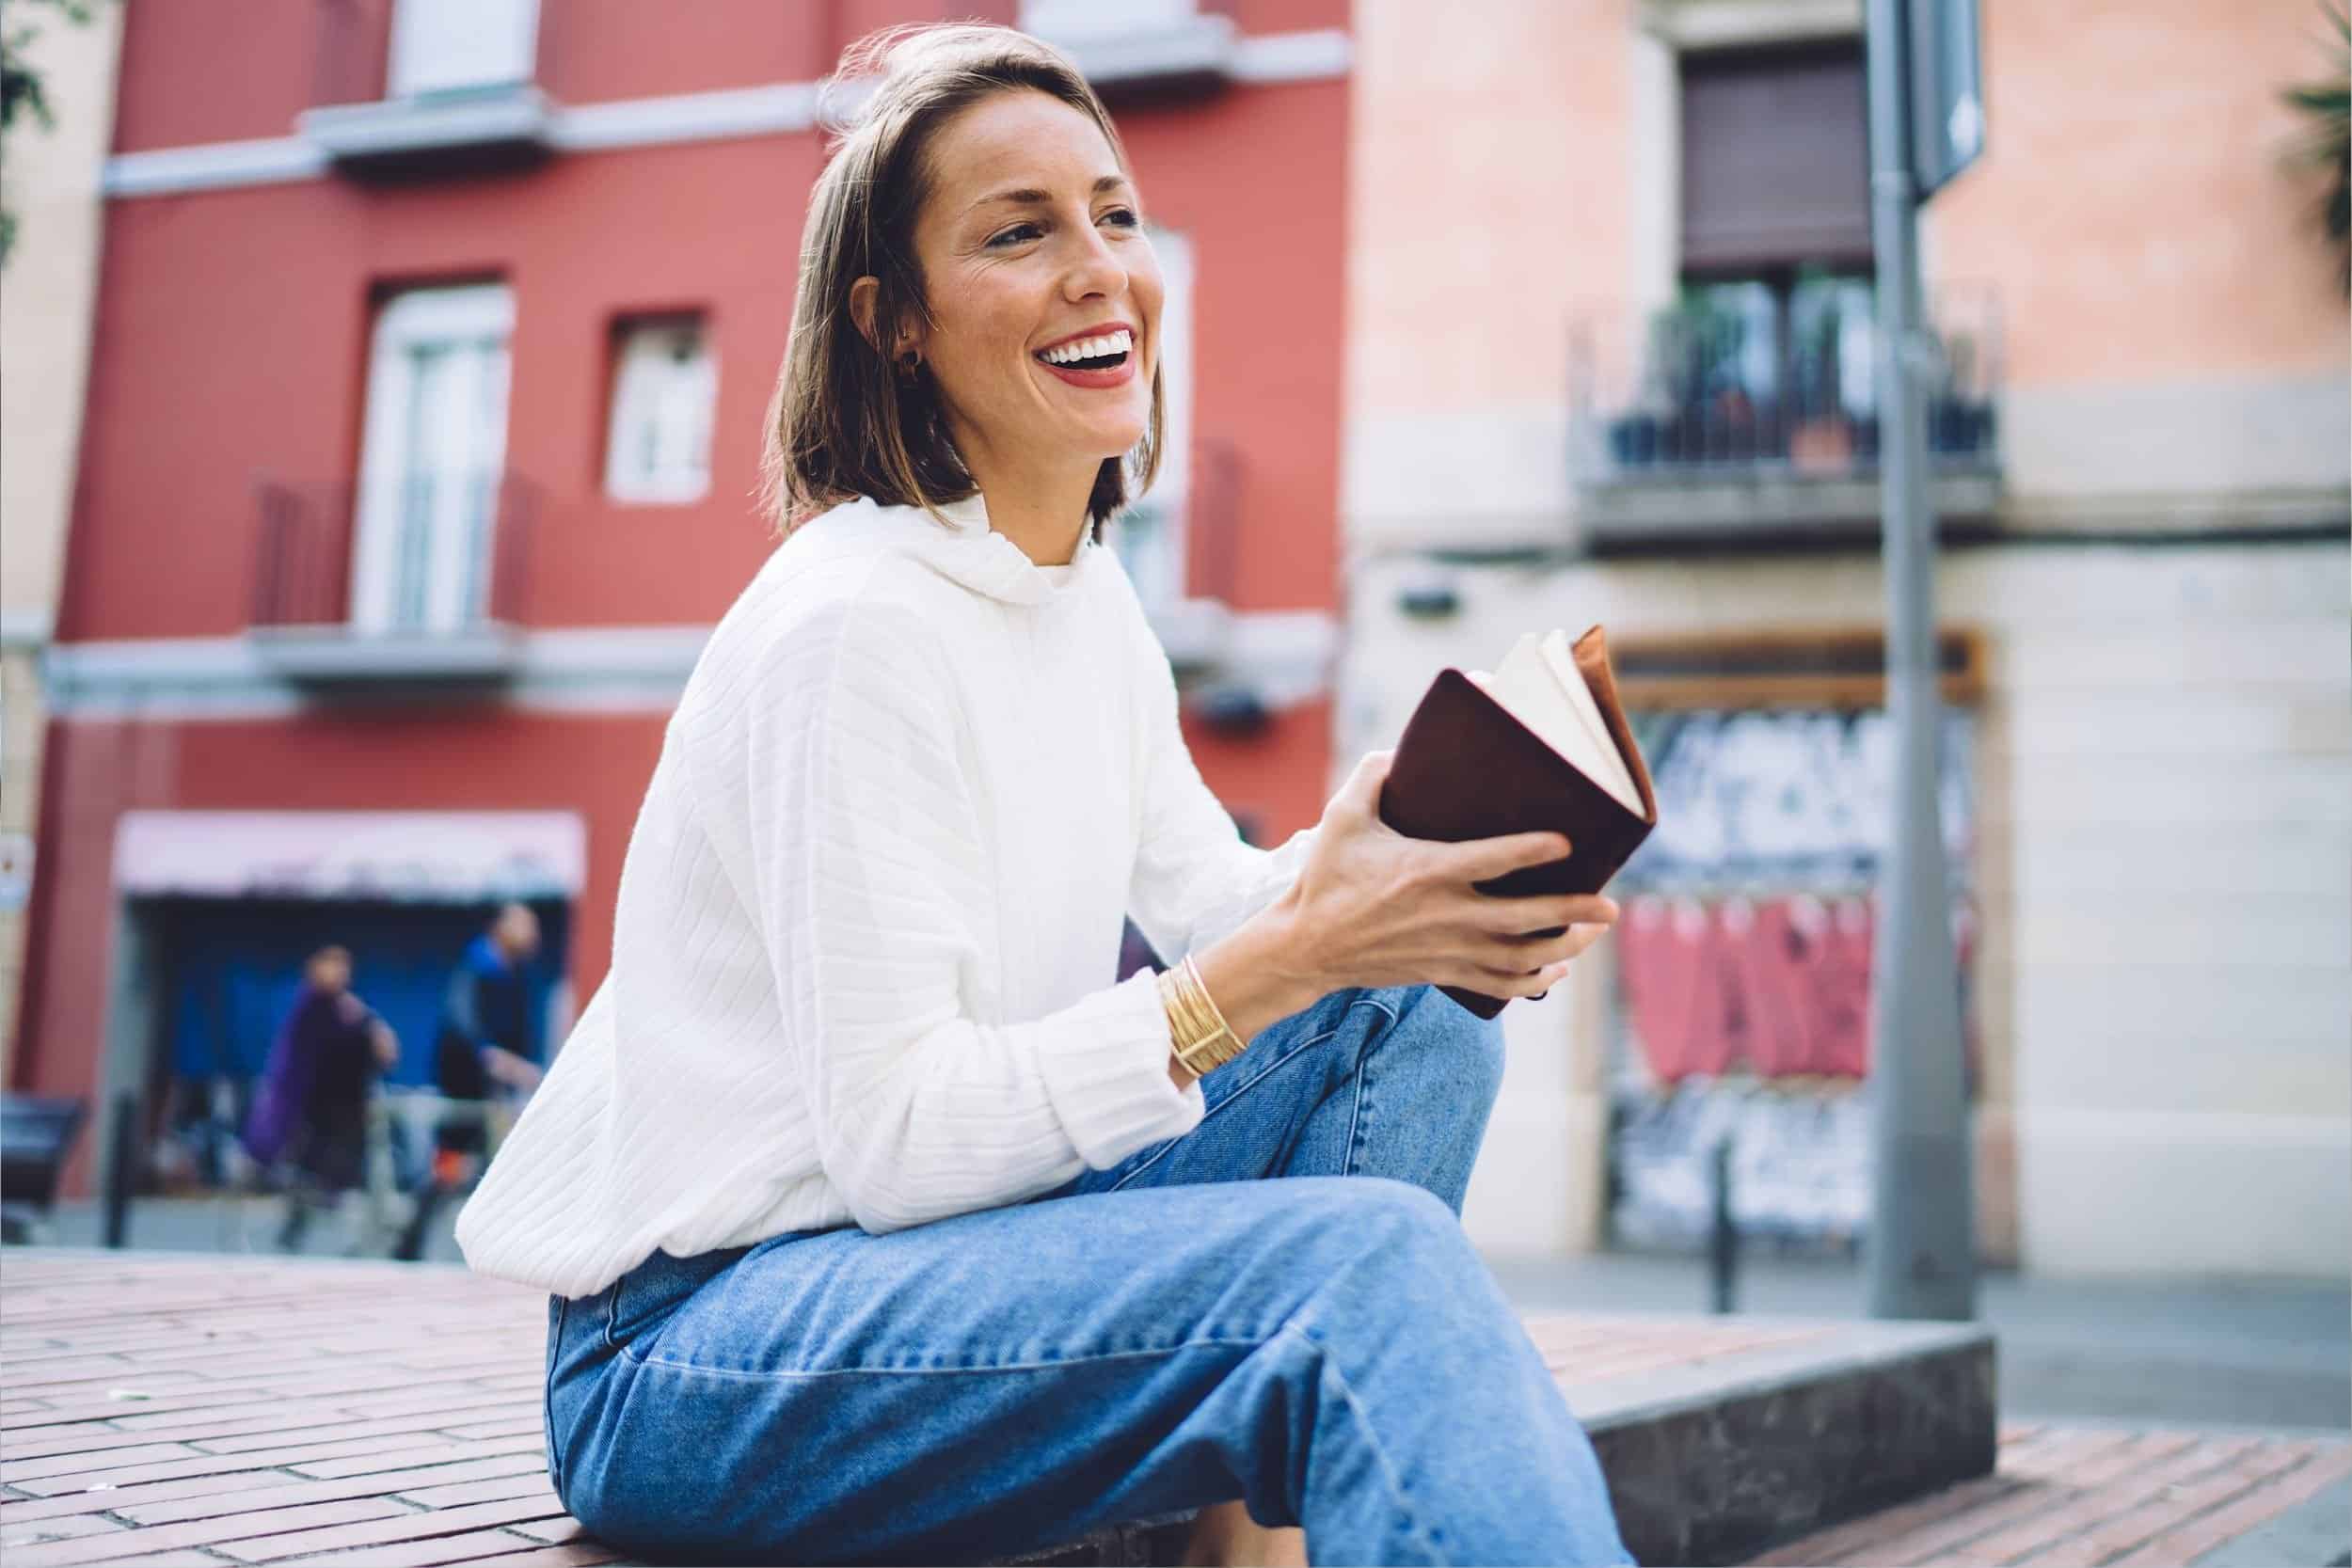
left=455, top=23, right=1629, bottom=1566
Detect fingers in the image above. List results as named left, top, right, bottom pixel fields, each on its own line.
left=1441, top=830, right=1574, bottom=883
left=1473, top=920, right=1613, bottom=974
left=1470, top=895, right=1621, bottom=936
left=1458, top=955, right=1579, bottom=997
left=1329, top=749, right=1396, bottom=817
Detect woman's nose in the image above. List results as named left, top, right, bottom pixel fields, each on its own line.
left=1060, top=225, right=1125, bottom=302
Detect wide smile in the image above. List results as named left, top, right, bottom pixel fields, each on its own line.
left=1033, top=325, right=1136, bottom=389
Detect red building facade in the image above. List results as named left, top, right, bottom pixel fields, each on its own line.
left=17, top=0, right=1350, bottom=1198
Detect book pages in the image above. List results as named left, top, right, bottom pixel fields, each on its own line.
left=1469, top=630, right=1645, bottom=816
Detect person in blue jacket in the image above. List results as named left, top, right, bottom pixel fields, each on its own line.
left=392, top=904, right=541, bottom=1260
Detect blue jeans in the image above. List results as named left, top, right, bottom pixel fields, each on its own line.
left=543, top=985, right=1631, bottom=1566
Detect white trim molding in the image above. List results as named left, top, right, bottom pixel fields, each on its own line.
left=0, top=607, right=56, bottom=650
left=40, top=614, right=1340, bottom=720
left=42, top=626, right=712, bottom=721
left=103, top=136, right=328, bottom=197
left=1231, top=28, right=1351, bottom=84
left=1635, top=0, right=1862, bottom=49
left=102, top=32, right=1350, bottom=200
left=548, top=81, right=819, bottom=152
left=1215, top=609, right=1340, bottom=710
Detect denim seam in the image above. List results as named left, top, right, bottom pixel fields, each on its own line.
left=1104, top=1026, right=1342, bottom=1192
left=1342, top=1050, right=1368, bottom=1178
left=598, top=1279, right=623, bottom=1353
left=617, top=1332, right=1274, bottom=1378
left=1104, top=992, right=1400, bottom=1195
left=1276, top=1322, right=1453, bottom=1567
left=544, top=1294, right=571, bottom=1497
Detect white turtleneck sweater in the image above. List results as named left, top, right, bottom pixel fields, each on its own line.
left=453, top=491, right=1316, bottom=1299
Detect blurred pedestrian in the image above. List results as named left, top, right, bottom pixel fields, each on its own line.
left=243, top=944, right=399, bottom=1254
left=392, top=903, right=542, bottom=1260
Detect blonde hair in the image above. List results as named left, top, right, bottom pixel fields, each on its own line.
left=756, top=23, right=1165, bottom=543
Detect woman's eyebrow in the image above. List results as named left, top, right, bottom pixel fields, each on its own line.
left=966, top=174, right=1132, bottom=214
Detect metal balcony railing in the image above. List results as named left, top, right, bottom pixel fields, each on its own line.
left=1567, top=286, right=2002, bottom=544
left=248, top=471, right=538, bottom=686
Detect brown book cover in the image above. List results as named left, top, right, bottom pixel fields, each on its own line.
left=1375, top=626, right=1660, bottom=1019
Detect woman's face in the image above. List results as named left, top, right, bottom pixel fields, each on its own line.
left=898, top=88, right=1162, bottom=479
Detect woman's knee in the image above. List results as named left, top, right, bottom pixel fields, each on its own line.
left=1377, top=984, right=1508, bottom=1108
left=1272, top=1177, right=1520, bottom=1340
left=1281, top=1175, right=1482, bottom=1278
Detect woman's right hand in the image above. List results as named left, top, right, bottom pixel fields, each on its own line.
left=1274, top=749, right=1620, bottom=999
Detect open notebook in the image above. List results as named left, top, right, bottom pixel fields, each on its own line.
left=1376, top=626, right=1660, bottom=1019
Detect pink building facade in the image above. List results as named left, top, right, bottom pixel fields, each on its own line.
left=18, top=0, right=1352, bottom=1201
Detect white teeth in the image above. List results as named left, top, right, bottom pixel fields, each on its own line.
left=1039, top=328, right=1133, bottom=366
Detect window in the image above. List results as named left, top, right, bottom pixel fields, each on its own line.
left=1111, top=229, right=1195, bottom=609
left=1649, top=41, right=1877, bottom=468
left=1679, top=42, right=1870, bottom=273
left=605, top=316, right=716, bottom=506
left=351, top=284, right=514, bottom=634
left=389, top=0, right=540, bottom=97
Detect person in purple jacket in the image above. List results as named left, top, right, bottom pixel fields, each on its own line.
left=245, top=944, right=398, bottom=1253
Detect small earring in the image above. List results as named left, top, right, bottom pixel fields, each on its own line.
left=897, top=352, right=922, bottom=378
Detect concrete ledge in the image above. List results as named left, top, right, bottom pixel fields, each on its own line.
left=1007, top=1316, right=1996, bottom=1567
left=1573, top=1317, right=1997, bottom=1566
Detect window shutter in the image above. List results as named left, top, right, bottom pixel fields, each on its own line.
left=1680, top=44, right=1872, bottom=273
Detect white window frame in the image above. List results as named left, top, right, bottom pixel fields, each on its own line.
left=350, top=284, right=514, bottom=636
left=604, top=316, right=717, bottom=506
left=389, top=0, right=541, bottom=97
left=1114, top=227, right=1196, bottom=611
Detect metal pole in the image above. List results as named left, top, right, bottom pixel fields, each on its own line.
left=1708, top=1138, right=1739, bottom=1315
left=1864, top=0, right=1977, bottom=1321
left=103, top=1092, right=137, bottom=1249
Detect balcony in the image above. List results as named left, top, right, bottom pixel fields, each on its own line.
left=1568, top=286, right=2003, bottom=550
left=246, top=471, right=538, bottom=689
left=295, top=0, right=556, bottom=178
left=1018, top=2, right=1240, bottom=98
left=1115, top=438, right=1241, bottom=673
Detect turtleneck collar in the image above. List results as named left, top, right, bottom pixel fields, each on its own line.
left=838, top=489, right=1100, bottom=608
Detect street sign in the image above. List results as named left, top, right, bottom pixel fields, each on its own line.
left=1907, top=0, right=1984, bottom=198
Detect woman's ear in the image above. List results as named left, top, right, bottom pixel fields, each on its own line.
left=849, top=277, right=923, bottom=369
left=849, top=276, right=883, bottom=353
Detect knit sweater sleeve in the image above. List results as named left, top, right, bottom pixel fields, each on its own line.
left=744, top=594, right=1204, bottom=1234
left=1124, top=619, right=1318, bottom=968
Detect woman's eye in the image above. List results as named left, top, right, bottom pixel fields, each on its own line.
left=1101, top=207, right=1139, bottom=229
left=986, top=223, right=1043, bottom=248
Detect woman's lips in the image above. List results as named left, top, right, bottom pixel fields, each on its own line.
left=1036, top=354, right=1136, bottom=389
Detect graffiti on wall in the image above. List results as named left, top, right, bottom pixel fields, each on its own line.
left=1604, top=706, right=1977, bottom=1253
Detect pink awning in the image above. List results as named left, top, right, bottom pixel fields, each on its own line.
left=113, top=811, right=585, bottom=902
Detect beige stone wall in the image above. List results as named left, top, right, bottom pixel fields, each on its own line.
left=1921, top=0, right=2351, bottom=519
left=1344, top=0, right=2351, bottom=548
left=0, top=2, right=123, bottom=1080
left=1342, top=541, right=2351, bottom=1277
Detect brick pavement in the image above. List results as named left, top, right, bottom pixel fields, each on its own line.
left=3, top=1250, right=2341, bottom=1566
left=1747, top=1422, right=2351, bottom=1566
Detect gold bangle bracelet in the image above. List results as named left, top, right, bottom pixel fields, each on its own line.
left=1158, top=956, right=1247, bottom=1076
